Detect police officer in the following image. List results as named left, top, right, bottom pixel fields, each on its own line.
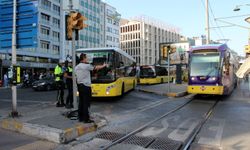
left=75, top=53, right=107, bottom=123
left=54, top=60, right=65, bottom=107
left=64, top=60, right=73, bottom=109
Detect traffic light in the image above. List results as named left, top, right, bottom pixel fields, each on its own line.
left=162, top=46, right=168, bottom=58
left=66, top=12, right=88, bottom=40
left=8, top=66, right=21, bottom=85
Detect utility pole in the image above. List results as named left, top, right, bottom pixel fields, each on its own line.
left=167, top=46, right=170, bottom=94
left=205, top=0, right=210, bottom=44
left=68, top=0, right=78, bottom=109
left=11, top=0, right=18, bottom=117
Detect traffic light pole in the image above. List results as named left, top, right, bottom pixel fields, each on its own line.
left=11, top=0, right=18, bottom=117
left=72, top=30, right=78, bottom=109
left=167, top=46, right=170, bottom=94
left=68, top=0, right=77, bottom=109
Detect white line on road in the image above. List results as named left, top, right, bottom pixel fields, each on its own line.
left=0, top=99, right=52, bottom=104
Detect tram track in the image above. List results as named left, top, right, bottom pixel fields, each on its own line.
left=94, top=96, right=220, bottom=150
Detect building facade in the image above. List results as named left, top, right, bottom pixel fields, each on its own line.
left=62, top=0, right=120, bottom=60
left=100, top=2, right=120, bottom=48
left=0, top=0, right=121, bottom=71
left=0, top=0, right=62, bottom=70
left=120, top=16, right=181, bottom=65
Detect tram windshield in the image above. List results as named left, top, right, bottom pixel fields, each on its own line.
left=140, top=66, right=156, bottom=78
left=190, top=52, right=220, bottom=76
left=84, top=51, right=115, bottom=83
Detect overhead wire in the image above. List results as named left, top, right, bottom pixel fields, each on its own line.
left=208, top=0, right=226, bottom=41
left=199, top=0, right=226, bottom=42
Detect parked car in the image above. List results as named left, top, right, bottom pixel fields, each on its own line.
left=32, top=77, right=57, bottom=91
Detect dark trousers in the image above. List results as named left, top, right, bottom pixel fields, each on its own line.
left=66, top=81, right=73, bottom=105
left=56, top=81, right=64, bottom=104
left=77, top=84, right=91, bottom=121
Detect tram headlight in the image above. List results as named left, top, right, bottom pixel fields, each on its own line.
left=191, top=77, right=195, bottom=81
left=211, top=77, right=217, bottom=81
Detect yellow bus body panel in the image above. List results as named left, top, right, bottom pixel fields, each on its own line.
left=139, top=76, right=173, bottom=85
left=187, top=85, right=224, bottom=95
left=91, top=77, right=136, bottom=97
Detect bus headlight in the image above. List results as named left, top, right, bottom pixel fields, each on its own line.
left=106, top=85, right=116, bottom=95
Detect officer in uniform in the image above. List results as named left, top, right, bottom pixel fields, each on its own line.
left=54, top=60, right=65, bottom=107
left=75, top=53, right=107, bottom=123
left=64, top=60, right=73, bottom=109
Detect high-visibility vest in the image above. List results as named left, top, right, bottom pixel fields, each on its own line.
left=54, top=65, right=63, bottom=81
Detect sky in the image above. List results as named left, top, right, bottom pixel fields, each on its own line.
left=105, top=0, right=250, bottom=56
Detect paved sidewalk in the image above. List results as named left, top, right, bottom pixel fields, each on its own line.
left=0, top=103, right=107, bottom=144
left=137, top=83, right=188, bottom=97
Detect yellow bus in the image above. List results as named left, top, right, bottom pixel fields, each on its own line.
left=76, top=47, right=137, bottom=97
left=138, top=65, right=174, bottom=85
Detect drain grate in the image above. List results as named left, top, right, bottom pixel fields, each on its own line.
left=122, top=135, right=155, bottom=147
left=147, top=138, right=182, bottom=150
left=95, top=131, right=125, bottom=142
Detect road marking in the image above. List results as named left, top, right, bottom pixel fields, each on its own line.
left=141, top=115, right=181, bottom=136
left=13, top=140, right=57, bottom=150
left=168, top=118, right=200, bottom=141
left=198, top=119, right=225, bottom=147
left=122, top=98, right=171, bottom=114
left=0, top=99, right=51, bottom=104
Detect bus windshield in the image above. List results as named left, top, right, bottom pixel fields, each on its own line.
left=83, top=51, right=115, bottom=83
left=190, top=52, right=220, bottom=76
left=140, top=66, right=156, bottom=78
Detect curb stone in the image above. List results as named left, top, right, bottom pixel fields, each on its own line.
left=138, top=88, right=188, bottom=98
left=0, top=118, right=107, bottom=143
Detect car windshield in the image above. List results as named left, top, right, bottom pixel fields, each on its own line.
left=190, top=52, right=220, bottom=76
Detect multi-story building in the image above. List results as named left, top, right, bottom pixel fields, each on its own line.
left=62, top=0, right=120, bottom=60
left=0, top=0, right=121, bottom=73
left=62, top=0, right=102, bottom=60
left=0, top=0, right=62, bottom=72
left=120, top=16, right=181, bottom=65
left=100, top=2, right=120, bottom=48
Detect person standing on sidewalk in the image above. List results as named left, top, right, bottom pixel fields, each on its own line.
left=64, top=60, right=73, bottom=109
left=75, top=53, right=107, bottom=123
left=3, top=73, right=8, bottom=87
left=54, top=60, right=65, bottom=107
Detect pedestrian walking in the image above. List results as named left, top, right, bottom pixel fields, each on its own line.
left=64, top=60, right=73, bottom=109
left=75, top=53, right=107, bottom=123
left=54, top=60, right=65, bottom=107
left=3, top=73, right=8, bottom=87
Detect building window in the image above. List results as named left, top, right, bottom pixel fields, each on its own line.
left=41, top=0, right=51, bottom=10
left=41, top=13, right=50, bottom=22
left=53, top=18, right=60, bottom=28
left=107, top=18, right=112, bottom=24
left=107, top=27, right=112, bottom=33
left=52, top=31, right=60, bottom=41
left=40, top=41, right=50, bottom=53
left=53, top=4, right=60, bottom=15
left=41, top=26, right=50, bottom=37
left=52, top=45, right=59, bottom=54
left=107, top=36, right=112, bottom=41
